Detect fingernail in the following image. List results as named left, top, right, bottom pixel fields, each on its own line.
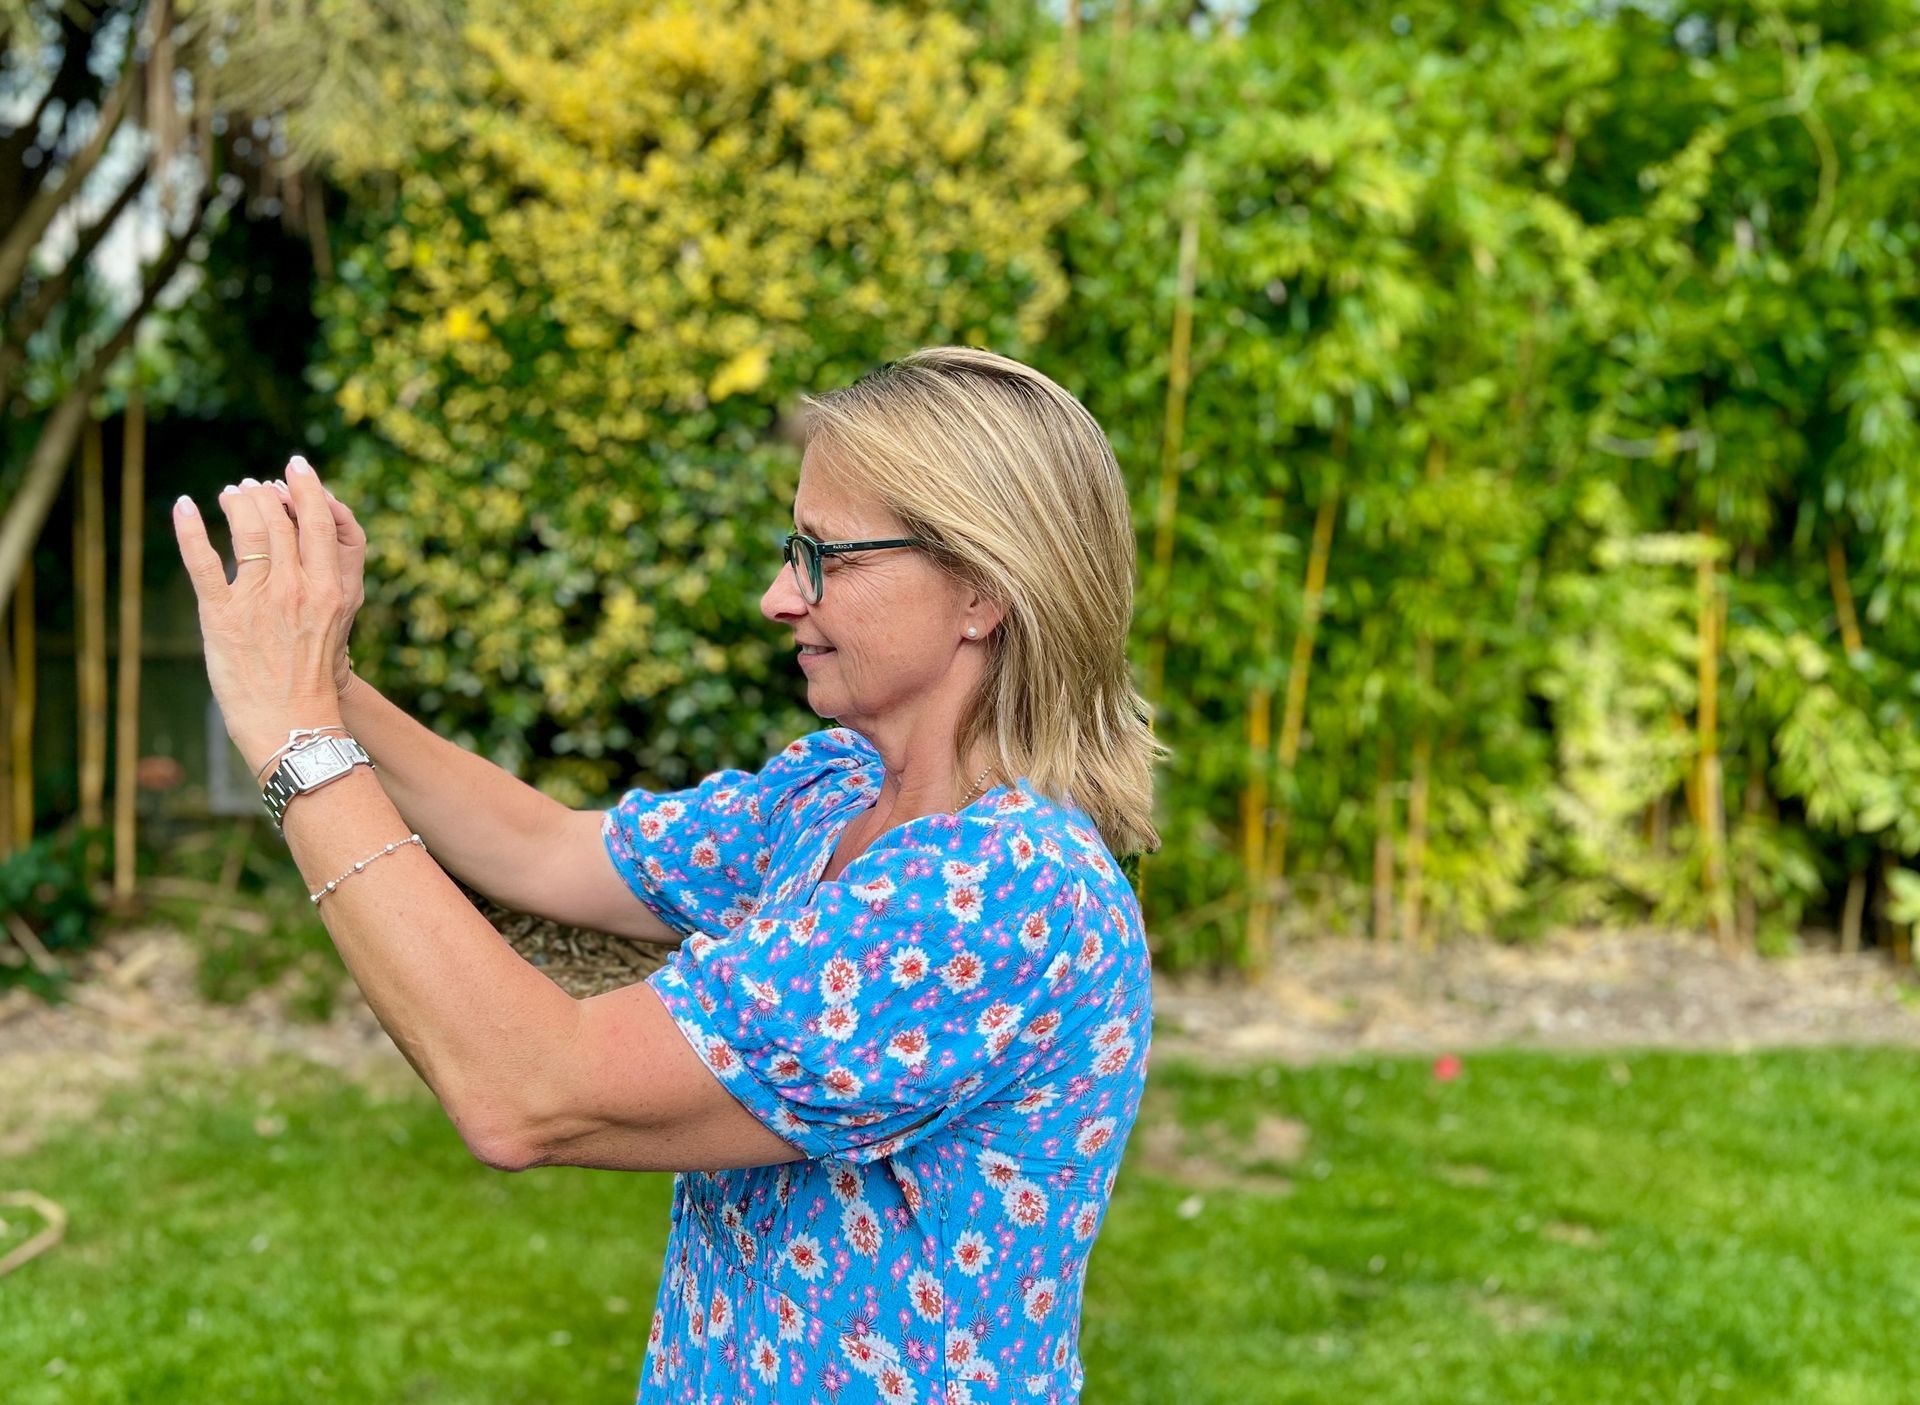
left=271, top=479, right=289, bottom=492
left=241, top=477, right=261, bottom=488
left=221, top=484, right=239, bottom=496
left=288, top=456, right=313, bottom=475
left=175, top=495, right=197, bottom=517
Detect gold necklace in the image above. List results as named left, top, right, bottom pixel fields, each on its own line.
left=957, top=761, right=998, bottom=810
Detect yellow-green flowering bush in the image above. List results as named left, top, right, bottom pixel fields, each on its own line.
left=314, top=0, right=1081, bottom=801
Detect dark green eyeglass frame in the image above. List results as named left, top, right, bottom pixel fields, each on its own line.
left=782, top=530, right=934, bottom=604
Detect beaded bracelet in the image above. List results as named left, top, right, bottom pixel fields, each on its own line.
left=310, top=833, right=426, bottom=905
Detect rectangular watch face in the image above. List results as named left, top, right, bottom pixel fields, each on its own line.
left=285, top=738, right=353, bottom=788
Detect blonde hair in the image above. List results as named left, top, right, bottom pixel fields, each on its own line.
left=801, top=345, right=1168, bottom=859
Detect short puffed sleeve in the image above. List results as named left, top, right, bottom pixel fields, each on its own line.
left=600, top=728, right=875, bottom=939
left=645, top=806, right=1090, bottom=1165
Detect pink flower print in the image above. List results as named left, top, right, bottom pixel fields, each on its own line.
left=751, top=1335, right=780, bottom=1383
left=952, top=1228, right=992, bottom=1276
left=842, top=1199, right=883, bottom=1258
left=828, top=1165, right=865, bottom=1206
left=820, top=954, right=862, bottom=1004
left=691, top=835, right=720, bottom=868
left=907, top=1267, right=943, bottom=1322
left=1072, top=1201, right=1101, bottom=1241
left=1003, top=1178, right=1048, bottom=1228
left=938, top=948, right=985, bottom=993
left=901, top=855, right=935, bottom=881
left=1074, top=1117, right=1117, bottom=1157
left=889, top=945, right=930, bottom=986
left=819, top=1004, right=860, bottom=1041
left=943, top=859, right=990, bottom=886
left=822, top=1066, right=865, bottom=1099
left=1022, top=1276, right=1060, bottom=1323
left=787, top=1233, right=827, bottom=1282
left=886, top=1026, right=930, bottom=1068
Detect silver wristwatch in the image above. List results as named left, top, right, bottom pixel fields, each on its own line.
left=262, top=734, right=375, bottom=833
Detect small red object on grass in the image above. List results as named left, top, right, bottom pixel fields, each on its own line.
left=1432, top=1053, right=1463, bottom=1082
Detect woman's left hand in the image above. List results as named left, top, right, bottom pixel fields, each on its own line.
left=172, top=457, right=350, bottom=781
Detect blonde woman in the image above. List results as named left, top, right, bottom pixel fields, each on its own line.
left=173, top=346, right=1163, bottom=1403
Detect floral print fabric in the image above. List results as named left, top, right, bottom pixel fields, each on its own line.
left=601, top=726, right=1153, bottom=1404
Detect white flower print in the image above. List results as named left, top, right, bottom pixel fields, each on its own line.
left=952, top=1228, right=993, bottom=1277
left=850, top=874, right=896, bottom=905
left=1094, top=1038, right=1136, bottom=1077
left=1013, top=1081, right=1060, bottom=1112
left=1023, top=1277, right=1060, bottom=1324
left=1008, top=828, right=1037, bottom=870
left=889, top=945, right=930, bottom=985
left=738, top=974, right=782, bottom=1007
left=1044, top=951, right=1073, bottom=989
left=1073, top=1201, right=1102, bottom=1241
left=1020, top=1010, right=1063, bottom=1046
left=751, top=1335, right=780, bottom=1384
left=945, top=884, right=986, bottom=923
left=819, top=954, right=862, bottom=1004
left=1003, top=1177, right=1048, bottom=1228
left=907, top=1267, right=943, bottom=1322
left=945, top=1326, right=979, bottom=1371
left=707, top=1287, right=732, bottom=1340
left=839, top=1330, right=897, bottom=1378
left=943, top=858, right=990, bottom=885
left=786, top=1233, right=826, bottom=1282
left=746, top=917, right=782, bottom=944
left=827, top=1164, right=864, bottom=1206
left=1075, top=1117, right=1118, bottom=1157
left=819, top=1004, right=859, bottom=1041
left=690, top=835, right=720, bottom=868
left=886, top=1026, right=930, bottom=1068
left=1075, top=928, right=1105, bottom=971
left=842, top=1198, right=883, bottom=1257
left=776, top=1292, right=806, bottom=1340
left=876, top=1359, right=919, bottom=1404
left=822, top=1065, right=865, bottom=1099
left=767, top=1050, right=805, bottom=1082
left=978, top=1148, right=1020, bottom=1188
left=939, top=948, right=986, bottom=992
left=1018, top=909, right=1051, bottom=953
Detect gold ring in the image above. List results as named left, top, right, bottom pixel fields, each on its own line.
left=237, top=553, right=271, bottom=563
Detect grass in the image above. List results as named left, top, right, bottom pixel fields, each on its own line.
left=5, top=1046, right=1920, bottom=1403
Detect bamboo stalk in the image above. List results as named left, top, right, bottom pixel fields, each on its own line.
left=1241, top=500, right=1281, bottom=966
left=0, top=581, right=10, bottom=854
left=1372, top=738, right=1397, bottom=940
left=1401, top=636, right=1434, bottom=948
left=113, top=391, right=146, bottom=904
left=1827, top=534, right=1863, bottom=656
left=1840, top=868, right=1866, bottom=955
left=10, top=561, right=32, bottom=846
left=1266, top=439, right=1343, bottom=894
left=1063, top=0, right=1081, bottom=79
left=77, top=420, right=109, bottom=870
left=1142, top=200, right=1201, bottom=714
left=1697, top=528, right=1730, bottom=950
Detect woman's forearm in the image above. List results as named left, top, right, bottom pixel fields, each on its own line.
left=336, top=671, right=568, bottom=910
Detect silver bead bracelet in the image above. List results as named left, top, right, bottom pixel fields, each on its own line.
left=310, top=833, right=426, bottom=905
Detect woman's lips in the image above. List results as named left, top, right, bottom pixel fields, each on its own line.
left=798, top=647, right=835, bottom=667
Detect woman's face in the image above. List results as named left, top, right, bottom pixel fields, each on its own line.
left=760, top=443, right=984, bottom=729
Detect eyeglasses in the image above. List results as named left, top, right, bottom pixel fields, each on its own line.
left=781, top=530, right=933, bottom=605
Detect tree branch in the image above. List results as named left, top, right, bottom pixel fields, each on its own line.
left=0, top=183, right=213, bottom=618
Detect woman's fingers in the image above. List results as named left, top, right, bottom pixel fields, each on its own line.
left=285, top=458, right=339, bottom=578
left=270, top=472, right=367, bottom=604
left=172, top=497, right=230, bottom=606
left=221, top=481, right=274, bottom=580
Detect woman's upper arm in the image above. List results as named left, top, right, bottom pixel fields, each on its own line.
left=509, top=805, right=682, bottom=946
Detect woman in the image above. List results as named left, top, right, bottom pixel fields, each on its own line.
left=173, top=345, right=1163, bottom=1403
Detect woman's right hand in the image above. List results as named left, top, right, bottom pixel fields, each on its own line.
left=268, top=475, right=368, bottom=697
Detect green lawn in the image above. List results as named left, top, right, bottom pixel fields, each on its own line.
left=4, top=1047, right=1919, bottom=1403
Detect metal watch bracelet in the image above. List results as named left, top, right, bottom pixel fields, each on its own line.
left=262, top=733, right=376, bottom=833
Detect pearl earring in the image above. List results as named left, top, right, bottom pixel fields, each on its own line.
left=966, top=627, right=977, bottom=638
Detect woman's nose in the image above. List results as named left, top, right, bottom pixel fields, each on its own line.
left=761, top=562, right=806, bottom=624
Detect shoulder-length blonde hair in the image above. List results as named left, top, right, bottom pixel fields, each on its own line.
left=801, top=345, right=1168, bottom=859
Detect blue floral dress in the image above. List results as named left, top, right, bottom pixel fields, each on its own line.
left=600, top=726, right=1154, bottom=1404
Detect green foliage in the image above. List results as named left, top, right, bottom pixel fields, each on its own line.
left=0, top=827, right=106, bottom=996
